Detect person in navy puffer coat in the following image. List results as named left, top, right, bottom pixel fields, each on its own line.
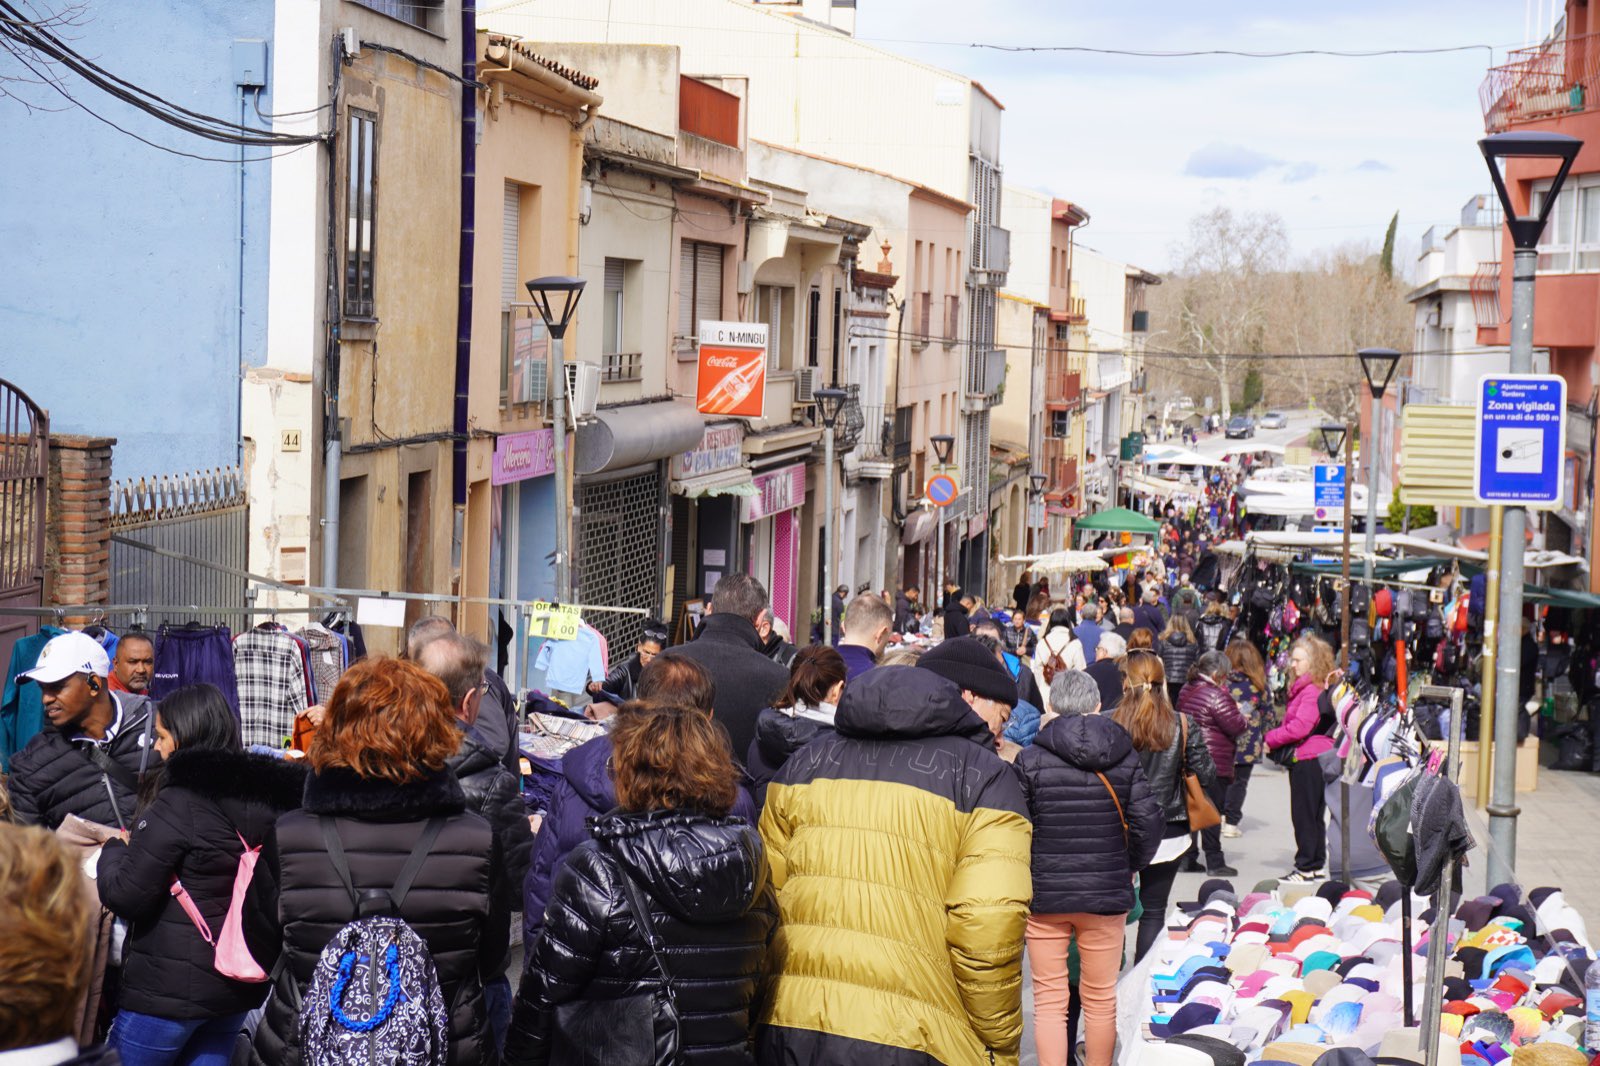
left=523, top=657, right=757, bottom=947
left=1016, top=670, right=1162, bottom=1066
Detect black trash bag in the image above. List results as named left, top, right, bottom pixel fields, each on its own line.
left=1550, top=723, right=1592, bottom=771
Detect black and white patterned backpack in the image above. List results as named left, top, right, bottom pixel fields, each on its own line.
left=298, top=817, right=450, bottom=1066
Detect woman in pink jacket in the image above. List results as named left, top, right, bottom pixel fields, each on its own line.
left=1264, top=635, right=1338, bottom=883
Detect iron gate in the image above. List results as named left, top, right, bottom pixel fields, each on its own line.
left=0, top=379, right=47, bottom=674
left=110, top=467, right=247, bottom=626
left=574, top=467, right=664, bottom=651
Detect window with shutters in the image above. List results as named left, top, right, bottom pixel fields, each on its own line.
left=677, top=241, right=724, bottom=349
left=756, top=285, right=794, bottom=370
left=806, top=287, right=821, bottom=368
left=343, top=111, right=377, bottom=319
left=602, top=258, right=641, bottom=382
left=500, top=182, right=521, bottom=404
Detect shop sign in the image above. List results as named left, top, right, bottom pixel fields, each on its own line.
left=696, top=321, right=768, bottom=419
left=671, top=422, right=745, bottom=481
left=742, top=463, right=806, bottom=523
left=491, top=429, right=556, bottom=486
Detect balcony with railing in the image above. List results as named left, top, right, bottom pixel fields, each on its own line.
left=1481, top=29, right=1600, bottom=131
left=912, top=291, right=932, bottom=348
left=602, top=351, right=642, bottom=382
left=943, top=294, right=961, bottom=345
left=1040, top=436, right=1078, bottom=498
left=1046, top=366, right=1081, bottom=408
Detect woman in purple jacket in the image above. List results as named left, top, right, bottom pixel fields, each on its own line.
left=1175, top=651, right=1247, bottom=877
left=1264, top=635, right=1338, bottom=883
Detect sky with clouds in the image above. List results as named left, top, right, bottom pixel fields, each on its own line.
left=850, top=0, right=1545, bottom=277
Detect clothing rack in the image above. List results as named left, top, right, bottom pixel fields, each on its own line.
left=1412, top=683, right=1465, bottom=1066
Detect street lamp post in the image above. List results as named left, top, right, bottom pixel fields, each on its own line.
left=1320, top=420, right=1351, bottom=885
left=1479, top=131, right=1583, bottom=886
left=815, top=388, right=847, bottom=647
left=1356, top=348, right=1402, bottom=593
left=525, top=276, right=587, bottom=602
left=1029, top=472, right=1047, bottom=557
left=932, top=433, right=955, bottom=609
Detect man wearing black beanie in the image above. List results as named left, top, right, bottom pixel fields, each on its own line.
left=917, top=636, right=1021, bottom=749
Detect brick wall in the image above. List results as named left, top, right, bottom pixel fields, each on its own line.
left=46, top=435, right=115, bottom=622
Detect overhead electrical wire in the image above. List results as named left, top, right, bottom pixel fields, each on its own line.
left=0, top=0, right=327, bottom=148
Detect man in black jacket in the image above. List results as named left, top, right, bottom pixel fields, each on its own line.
left=418, top=631, right=533, bottom=1052
left=10, top=631, right=160, bottom=831
left=661, top=573, right=789, bottom=759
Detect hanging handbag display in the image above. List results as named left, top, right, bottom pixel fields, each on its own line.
left=1180, top=716, right=1222, bottom=832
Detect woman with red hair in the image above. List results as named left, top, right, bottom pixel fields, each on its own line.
left=241, top=657, right=508, bottom=1066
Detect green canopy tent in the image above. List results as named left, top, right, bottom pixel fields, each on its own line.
left=1073, top=507, right=1161, bottom=536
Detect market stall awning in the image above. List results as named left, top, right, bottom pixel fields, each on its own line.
left=1141, top=447, right=1223, bottom=467
left=1123, top=471, right=1188, bottom=500
left=1073, top=507, right=1161, bottom=535
left=670, top=466, right=755, bottom=498
left=901, top=508, right=936, bottom=545
left=998, top=550, right=1109, bottom=575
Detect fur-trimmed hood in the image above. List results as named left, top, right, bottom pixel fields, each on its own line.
left=302, top=764, right=467, bottom=821
left=162, top=747, right=306, bottom=812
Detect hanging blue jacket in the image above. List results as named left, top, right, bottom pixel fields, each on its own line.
left=1004, top=698, right=1042, bottom=748
left=1, top=626, right=64, bottom=772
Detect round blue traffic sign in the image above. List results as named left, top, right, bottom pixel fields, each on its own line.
left=926, top=474, right=958, bottom=507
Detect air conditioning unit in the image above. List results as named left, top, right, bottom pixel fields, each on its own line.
left=565, top=362, right=601, bottom=421
left=521, top=359, right=548, bottom=405
left=793, top=366, right=817, bottom=405
left=736, top=259, right=754, bottom=296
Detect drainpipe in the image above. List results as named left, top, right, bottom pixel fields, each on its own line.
left=321, top=36, right=345, bottom=590
left=451, top=0, right=478, bottom=608
left=237, top=87, right=248, bottom=467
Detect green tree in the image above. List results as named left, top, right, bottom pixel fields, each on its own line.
left=1387, top=487, right=1434, bottom=532
left=1379, top=212, right=1398, bottom=278
left=1240, top=365, right=1264, bottom=410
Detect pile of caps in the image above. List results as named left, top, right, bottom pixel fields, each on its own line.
left=1139, top=877, right=1596, bottom=1066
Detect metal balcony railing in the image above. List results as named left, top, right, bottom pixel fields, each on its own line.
left=1046, top=369, right=1081, bottom=407
left=602, top=351, right=642, bottom=383
left=1481, top=29, right=1600, bottom=131
left=944, top=294, right=961, bottom=344
left=853, top=405, right=899, bottom=463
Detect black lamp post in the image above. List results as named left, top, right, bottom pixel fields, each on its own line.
left=1029, top=473, right=1047, bottom=556
left=1319, top=422, right=1347, bottom=461
left=1355, top=346, right=1403, bottom=599
left=1478, top=130, right=1583, bottom=883
left=525, top=275, right=588, bottom=601
left=815, top=388, right=847, bottom=646
left=930, top=434, right=954, bottom=465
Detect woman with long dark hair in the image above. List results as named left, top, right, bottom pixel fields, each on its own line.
left=747, top=645, right=847, bottom=806
left=507, top=704, right=779, bottom=1064
left=98, top=684, right=304, bottom=1066
left=1112, top=652, right=1217, bottom=960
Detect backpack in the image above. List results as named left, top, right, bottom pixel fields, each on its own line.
left=298, top=817, right=451, bottom=1066
left=170, top=830, right=268, bottom=982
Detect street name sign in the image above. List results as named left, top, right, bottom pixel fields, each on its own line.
left=1474, top=374, right=1566, bottom=507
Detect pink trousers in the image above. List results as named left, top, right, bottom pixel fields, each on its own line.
left=1026, top=911, right=1128, bottom=1066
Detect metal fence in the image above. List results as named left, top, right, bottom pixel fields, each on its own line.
left=110, top=467, right=248, bottom=626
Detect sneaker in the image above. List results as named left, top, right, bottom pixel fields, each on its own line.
left=1221, top=822, right=1243, bottom=839
left=1281, top=868, right=1325, bottom=884
left=1181, top=855, right=1206, bottom=874
left=1207, top=863, right=1239, bottom=877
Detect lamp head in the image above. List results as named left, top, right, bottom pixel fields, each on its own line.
left=1318, top=422, right=1348, bottom=460
left=1030, top=473, right=1047, bottom=494
left=524, top=276, right=587, bottom=339
left=1479, top=131, right=1584, bottom=251
left=813, top=387, right=847, bottom=429
left=1356, top=347, right=1402, bottom=400
left=930, top=433, right=955, bottom=465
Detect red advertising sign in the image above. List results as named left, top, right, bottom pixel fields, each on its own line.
left=696, top=321, right=768, bottom=419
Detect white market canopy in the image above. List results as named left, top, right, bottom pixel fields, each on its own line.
left=998, top=550, right=1110, bottom=576
left=1226, top=531, right=1584, bottom=572
left=1141, top=447, right=1224, bottom=468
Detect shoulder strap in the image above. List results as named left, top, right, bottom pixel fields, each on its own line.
left=390, top=817, right=446, bottom=912
left=1179, top=715, right=1190, bottom=774
left=1094, top=771, right=1129, bottom=846
left=319, top=816, right=359, bottom=914
left=603, top=845, right=677, bottom=997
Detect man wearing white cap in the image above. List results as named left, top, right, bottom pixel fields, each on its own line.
left=9, top=631, right=160, bottom=832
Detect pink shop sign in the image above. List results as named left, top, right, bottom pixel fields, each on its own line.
left=491, top=429, right=556, bottom=485
left=742, top=463, right=807, bottom=523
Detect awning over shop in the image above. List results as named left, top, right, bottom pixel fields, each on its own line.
left=574, top=401, right=706, bottom=476
left=998, top=550, right=1109, bottom=575
left=1123, top=471, right=1188, bottom=500
left=670, top=466, right=755, bottom=498
left=1141, top=447, right=1223, bottom=467
left=1074, top=507, right=1161, bottom=535
left=902, top=508, right=936, bottom=545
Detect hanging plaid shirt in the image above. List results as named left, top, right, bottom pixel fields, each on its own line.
left=296, top=624, right=346, bottom=703
left=234, top=624, right=309, bottom=748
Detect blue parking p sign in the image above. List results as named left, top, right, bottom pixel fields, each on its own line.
left=1475, top=374, right=1566, bottom=507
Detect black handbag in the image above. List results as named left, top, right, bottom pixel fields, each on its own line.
left=552, top=848, right=682, bottom=1066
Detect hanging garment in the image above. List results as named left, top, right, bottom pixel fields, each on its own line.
left=296, top=624, right=346, bottom=703
left=151, top=624, right=241, bottom=715
left=234, top=623, right=309, bottom=749
left=325, top=613, right=367, bottom=662
left=1, top=625, right=66, bottom=771
left=534, top=622, right=606, bottom=693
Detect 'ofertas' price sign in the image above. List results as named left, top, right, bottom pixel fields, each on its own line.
left=527, top=602, right=581, bottom=641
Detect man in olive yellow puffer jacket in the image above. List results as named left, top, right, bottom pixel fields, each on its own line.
left=756, top=643, right=1034, bottom=1066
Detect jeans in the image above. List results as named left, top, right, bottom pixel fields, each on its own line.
left=485, top=974, right=513, bottom=1054
left=1288, top=757, right=1328, bottom=873
left=110, top=1010, right=248, bottom=1066
left=1027, top=912, right=1127, bottom=1066
left=1135, top=851, right=1182, bottom=962
left=1223, top=763, right=1254, bottom=824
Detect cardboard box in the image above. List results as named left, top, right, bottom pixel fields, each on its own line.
left=1455, top=739, right=1539, bottom=797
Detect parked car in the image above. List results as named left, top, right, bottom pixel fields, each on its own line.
left=1259, top=410, right=1287, bottom=429
left=1225, top=415, right=1255, bottom=439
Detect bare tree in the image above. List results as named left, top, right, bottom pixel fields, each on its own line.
left=0, top=2, right=91, bottom=112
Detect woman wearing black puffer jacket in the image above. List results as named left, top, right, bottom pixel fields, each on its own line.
left=242, top=658, right=507, bottom=1066
left=1017, top=670, right=1162, bottom=1066
left=97, top=685, right=305, bottom=1066
left=507, top=703, right=778, bottom=1066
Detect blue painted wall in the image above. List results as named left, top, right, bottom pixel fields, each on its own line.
left=0, top=1, right=277, bottom=482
